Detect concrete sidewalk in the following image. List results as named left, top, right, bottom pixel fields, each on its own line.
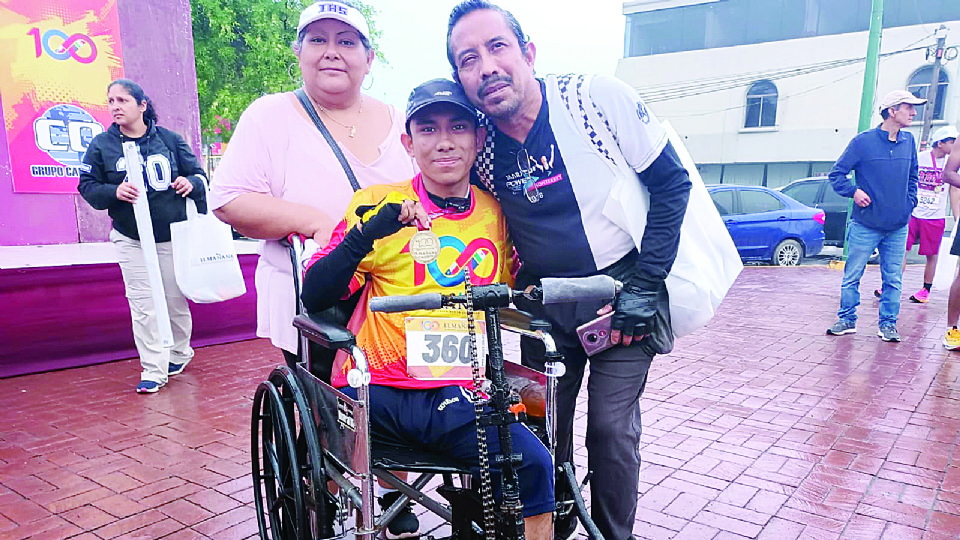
left=2, top=264, right=960, bottom=539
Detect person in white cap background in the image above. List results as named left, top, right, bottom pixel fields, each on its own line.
left=893, top=125, right=958, bottom=305
left=209, top=4, right=420, bottom=535
left=825, top=90, right=924, bottom=342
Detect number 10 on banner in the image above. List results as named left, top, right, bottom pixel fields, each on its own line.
left=405, top=317, right=487, bottom=381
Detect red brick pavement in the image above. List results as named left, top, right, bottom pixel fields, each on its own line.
left=2, top=264, right=960, bottom=539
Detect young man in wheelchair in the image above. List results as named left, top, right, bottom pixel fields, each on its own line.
left=301, top=78, right=554, bottom=540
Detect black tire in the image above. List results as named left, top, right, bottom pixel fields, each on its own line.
left=773, top=239, right=803, bottom=267
left=252, top=381, right=306, bottom=540
left=268, top=367, right=336, bottom=539
left=558, top=462, right=604, bottom=540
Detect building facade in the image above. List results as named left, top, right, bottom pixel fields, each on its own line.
left=616, top=0, right=960, bottom=188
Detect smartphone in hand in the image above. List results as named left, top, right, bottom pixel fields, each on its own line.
left=576, top=311, right=615, bottom=356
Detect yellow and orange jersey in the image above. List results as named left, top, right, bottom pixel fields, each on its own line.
left=307, top=174, right=514, bottom=389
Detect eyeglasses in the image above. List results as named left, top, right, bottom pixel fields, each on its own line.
left=516, top=149, right=542, bottom=203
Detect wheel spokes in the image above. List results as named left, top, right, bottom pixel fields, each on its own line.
left=252, top=380, right=306, bottom=540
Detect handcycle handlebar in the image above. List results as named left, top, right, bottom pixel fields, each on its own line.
left=540, top=276, right=620, bottom=305
left=368, top=293, right=444, bottom=313
left=368, top=276, right=620, bottom=314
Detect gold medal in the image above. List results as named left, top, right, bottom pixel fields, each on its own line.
left=409, top=229, right=441, bottom=264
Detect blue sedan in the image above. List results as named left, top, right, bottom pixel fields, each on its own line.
left=707, top=185, right=825, bottom=266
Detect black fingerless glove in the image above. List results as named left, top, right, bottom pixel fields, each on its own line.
left=355, top=194, right=407, bottom=241
left=611, top=282, right=659, bottom=339
left=302, top=193, right=414, bottom=312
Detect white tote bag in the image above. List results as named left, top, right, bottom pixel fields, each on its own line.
left=170, top=194, right=246, bottom=303
left=545, top=74, right=742, bottom=337
left=600, top=120, right=743, bottom=337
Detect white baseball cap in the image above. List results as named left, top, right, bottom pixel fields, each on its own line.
left=297, top=1, right=370, bottom=42
left=932, top=125, right=959, bottom=144
left=878, top=90, right=926, bottom=112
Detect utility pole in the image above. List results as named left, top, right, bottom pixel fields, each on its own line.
left=844, top=0, right=884, bottom=261
left=856, top=0, right=885, bottom=134
left=919, top=25, right=949, bottom=150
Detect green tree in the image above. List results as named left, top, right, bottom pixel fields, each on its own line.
left=191, top=0, right=380, bottom=143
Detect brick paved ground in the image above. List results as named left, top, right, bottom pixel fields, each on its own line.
left=2, top=264, right=960, bottom=539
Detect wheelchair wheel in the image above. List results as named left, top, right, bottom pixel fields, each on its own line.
left=252, top=381, right=307, bottom=540
left=269, top=366, right=336, bottom=538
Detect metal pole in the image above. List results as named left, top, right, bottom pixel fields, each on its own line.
left=844, top=0, right=884, bottom=260
left=919, top=25, right=948, bottom=150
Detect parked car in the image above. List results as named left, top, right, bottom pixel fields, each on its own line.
left=707, top=184, right=825, bottom=266
left=779, top=176, right=848, bottom=247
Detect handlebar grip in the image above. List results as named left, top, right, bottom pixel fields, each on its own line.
left=369, top=293, right=444, bottom=313
left=541, top=276, right=619, bottom=305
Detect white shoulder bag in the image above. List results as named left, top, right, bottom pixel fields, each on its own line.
left=547, top=74, right=742, bottom=337
left=170, top=179, right=246, bottom=303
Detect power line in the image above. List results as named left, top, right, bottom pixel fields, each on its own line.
left=639, top=46, right=927, bottom=104
left=641, top=57, right=865, bottom=94
left=641, top=34, right=935, bottom=119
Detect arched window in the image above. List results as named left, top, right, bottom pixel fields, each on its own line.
left=745, top=80, right=778, bottom=128
left=908, top=66, right=949, bottom=121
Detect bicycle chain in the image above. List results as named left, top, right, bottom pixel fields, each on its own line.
left=463, top=271, right=496, bottom=540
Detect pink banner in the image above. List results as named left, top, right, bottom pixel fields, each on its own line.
left=0, top=0, right=124, bottom=194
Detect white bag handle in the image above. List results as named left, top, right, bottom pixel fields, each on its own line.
left=183, top=173, right=210, bottom=221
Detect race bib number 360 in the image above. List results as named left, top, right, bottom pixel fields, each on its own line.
left=405, top=316, right=487, bottom=380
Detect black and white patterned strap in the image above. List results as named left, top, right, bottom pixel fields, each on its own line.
left=476, top=112, right=498, bottom=199
left=561, top=74, right=618, bottom=168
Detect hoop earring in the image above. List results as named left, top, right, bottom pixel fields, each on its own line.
left=362, top=72, right=374, bottom=91
left=288, top=62, right=301, bottom=86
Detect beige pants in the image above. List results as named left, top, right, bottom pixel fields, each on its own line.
left=111, top=230, right=193, bottom=384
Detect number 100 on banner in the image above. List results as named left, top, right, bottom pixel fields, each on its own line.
left=405, top=317, right=487, bottom=381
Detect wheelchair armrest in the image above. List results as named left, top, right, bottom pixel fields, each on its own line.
left=294, top=312, right=356, bottom=351
left=500, top=307, right=551, bottom=333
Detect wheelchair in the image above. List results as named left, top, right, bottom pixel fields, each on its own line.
left=250, top=238, right=615, bottom=540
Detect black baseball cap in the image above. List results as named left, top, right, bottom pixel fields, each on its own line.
left=405, top=78, right=477, bottom=129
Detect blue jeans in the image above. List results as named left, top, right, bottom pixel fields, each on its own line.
left=838, top=220, right=909, bottom=327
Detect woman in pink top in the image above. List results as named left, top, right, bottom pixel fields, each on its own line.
left=210, top=1, right=416, bottom=365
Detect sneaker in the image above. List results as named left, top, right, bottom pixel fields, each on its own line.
left=909, top=289, right=930, bottom=303
left=826, top=320, right=856, bottom=335
left=379, top=491, right=420, bottom=539
left=944, top=328, right=960, bottom=350
left=136, top=380, right=162, bottom=394
left=874, top=289, right=882, bottom=298
left=168, top=362, right=188, bottom=376
left=877, top=325, right=901, bottom=342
